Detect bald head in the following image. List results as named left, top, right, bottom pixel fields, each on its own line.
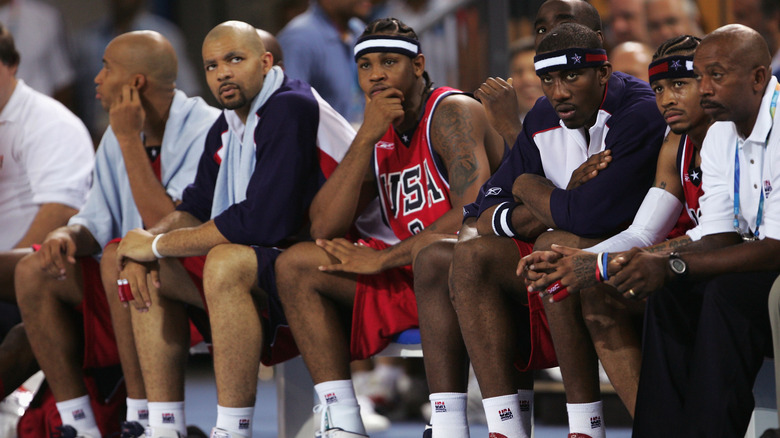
left=204, top=21, right=266, bottom=57
left=256, top=28, right=284, bottom=68
left=535, top=0, right=603, bottom=48
left=108, top=31, right=178, bottom=86
left=701, top=24, right=771, bottom=71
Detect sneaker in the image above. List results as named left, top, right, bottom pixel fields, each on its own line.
left=568, top=434, right=593, bottom=438
left=314, top=404, right=369, bottom=438
left=187, top=425, right=209, bottom=438
left=144, top=427, right=182, bottom=438
left=356, top=395, right=390, bottom=433
left=422, top=423, right=432, bottom=438
left=121, top=421, right=146, bottom=438
left=51, top=425, right=97, bottom=438
left=209, top=427, right=248, bottom=438
left=488, top=434, right=507, bottom=438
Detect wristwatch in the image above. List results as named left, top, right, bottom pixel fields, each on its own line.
left=668, top=252, right=688, bottom=279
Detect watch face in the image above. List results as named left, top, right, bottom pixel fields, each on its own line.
left=670, top=258, right=686, bottom=274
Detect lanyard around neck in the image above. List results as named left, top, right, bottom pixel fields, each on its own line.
left=733, top=84, right=780, bottom=240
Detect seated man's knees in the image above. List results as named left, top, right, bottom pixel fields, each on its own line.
left=14, top=253, right=46, bottom=305
left=203, top=244, right=257, bottom=295
left=274, top=242, right=325, bottom=298
left=451, top=237, right=494, bottom=280
left=413, top=239, right=454, bottom=296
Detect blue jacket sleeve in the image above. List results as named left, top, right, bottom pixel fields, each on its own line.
left=549, top=101, right=666, bottom=237
left=213, top=92, right=321, bottom=246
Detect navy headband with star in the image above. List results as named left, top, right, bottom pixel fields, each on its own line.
left=534, top=48, right=608, bottom=76
left=648, top=55, right=695, bottom=84
left=353, top=35, right=422, bottom=62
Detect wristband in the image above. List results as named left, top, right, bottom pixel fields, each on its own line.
left=546, top=280, right=570, bottom=302
left=596, top=252, right=604, bottom=282
left=151, top=234, right=165, bottom=259
left=117, top=279, right=133, bottom=302
left=601, top=252, right=610, bottom=281
left=491, top=202, right=519, bottom=237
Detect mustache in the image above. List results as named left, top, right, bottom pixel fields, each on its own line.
left=219, top=82, right=240, bottom=92
left=699, top=98, right=723, bottom=109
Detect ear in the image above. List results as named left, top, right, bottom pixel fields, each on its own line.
left=132, top=74, right=146, bottom=90
left=261, top=51, right=274, bottom=75
left=412, top=53, right=425, bottom=78
left=752, top=65, right=768, bottom=94
left=598, top=62, right=613, bottom=85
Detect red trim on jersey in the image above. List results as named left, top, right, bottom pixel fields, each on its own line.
left=532, top=125, right=562, bottom=138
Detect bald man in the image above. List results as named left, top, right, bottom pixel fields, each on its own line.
left=612, top=25, right=780, bottom=437
left=113, top=21, right=353, bottom=438
left=14, top=31, right=219, bottom=438
left=610, top=41, right=653, bottom=82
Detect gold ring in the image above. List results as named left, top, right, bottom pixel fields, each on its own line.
left=627, top=289, right=636, bottom=297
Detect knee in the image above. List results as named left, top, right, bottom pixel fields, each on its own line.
left=448, top=238, right=496, bottom=302
left=14, top=253, right=45, bottom=306
left=274, top=242, right=323, bottom=301
left=203, top=244, right=257, bottom=299
left=412, top=240, right=453, bottom=299
left=581, top=288, right=620, bottom=334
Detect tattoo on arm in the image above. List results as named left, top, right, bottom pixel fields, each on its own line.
left=431, top=102, right=480, bottom=197
left=643, top=236, right=693, bottom=254
left=572, top=254, right=596, bottom=286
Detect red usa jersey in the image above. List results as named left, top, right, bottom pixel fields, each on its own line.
left=373, top=87, right=459, bottom=243
left=667, top=134, right=703, bottom=238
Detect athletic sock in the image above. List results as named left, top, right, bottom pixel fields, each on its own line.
left=567, top=401, right=605, bottom=438
left=482, top=394, right=526, bottom=438
left=148, top=401, right=187, bottom=436
left=216, top=405, right=254, bottom=436
left=428, top=392, right=469, bottom=438
left=126, top=398, right=149, bottom=426
left=56, top=395, right=101, bottom=437
left=314, top=380, right=365, bottom=434
left=517, top=389, right=534, bottom=437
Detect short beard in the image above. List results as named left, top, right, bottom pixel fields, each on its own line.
left=219, top=92, right=247, bottom=110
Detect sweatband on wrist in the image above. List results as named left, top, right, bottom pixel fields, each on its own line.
left=151, top=234, right=164, bottom=259
left=596, top=252, right=604, bottom=282
left=354, top=35, right=421, bottom=62
left=601, top=252, right=610, bottom=281
left=648, top=55, right=695, bottom=84
left=534, top=48, right=607, bottom=75
left=491, top=202, right=519, bottom=237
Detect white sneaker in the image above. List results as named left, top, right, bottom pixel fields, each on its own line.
left=209, top=427, right=248, bottom=438
left=314, top=404, right=369, bottom=438
left=356, top=395, right=390, bottom=433
left=144, top=427, right=182, bottom=438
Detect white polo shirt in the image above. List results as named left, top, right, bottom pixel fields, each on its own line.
left=700, top=76, right=780, bottom=241
left=0, top=80, right=93, bottom=249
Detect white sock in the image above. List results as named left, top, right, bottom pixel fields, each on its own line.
left=56, top=395, right=101, bottom=437
left=517, top=389, right=534, bottom=437
left=314, top=380, right=365, bottom=434
left=429, top=392, right=469, bottom=438
left=216, top=405, right=254, bottom=436
left=148, top=401, right=187, bottom=436
left=126, top=398, right=149, bottom=425
left=482, top=394, right=525, bottom=438
left=567, top=401, right=605, bottom=438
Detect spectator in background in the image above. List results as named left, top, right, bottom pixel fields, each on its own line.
left=509, top=37, right=543, bottom=122
left=0, top=0, right=75, bottom=106
left=645, top=0, right=703, bottom=48
left=732, top=0, right=780, bottom=79
left=278, top=0, right=372, bottom=125
left=606, top=0, right=649, bottom=47
left=74, top=0, right=201, bottom=142
left=610, top=41, right=654, bottom=82
left=256, top=28, right=284, bottom=69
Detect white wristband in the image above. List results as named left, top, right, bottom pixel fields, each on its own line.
left=151, top=234, right=165, bottom=259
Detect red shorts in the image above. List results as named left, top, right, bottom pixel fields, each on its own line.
left=350, top=238, right=418, bottom=360
left=512, top=238, right=558, bottom=372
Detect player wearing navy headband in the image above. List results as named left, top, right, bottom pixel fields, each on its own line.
left=449, top=23, right=665, bottom=438
left=274, top=17, right=505, bottom=437
left=519, top=35, right=709, bottom=424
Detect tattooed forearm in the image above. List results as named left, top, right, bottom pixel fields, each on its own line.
left=431, top=101, right=481, bottom=197
left=643, top=235, right=693, bottom=254
left=572, top=253, right=599, bottom=288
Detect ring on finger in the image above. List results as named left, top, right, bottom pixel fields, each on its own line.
left=627, top=289, right=636, bottom=298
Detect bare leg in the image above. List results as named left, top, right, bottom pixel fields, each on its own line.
left=0, top=249, right=32, bottom=303
left=275, top=242, right=358, bottom=384
left=130, top=258, right=201, bottom=402
left=202, top=244, right=264, bottom=407
left=15, top=251, right=87, bottom=401
left=449, top=235, right=528, bottom=399
left=0, top=323, right=39, bottom=398
left=581, top=285, right=644, bottom=416
left=413, top=237, right=469, bottom=394
left=100, top=242, right=146, bottom=400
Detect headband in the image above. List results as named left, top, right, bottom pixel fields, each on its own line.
left=353, top=35, right=421, bottom=62
left=534, top=48, right=608, bottom=75
left=648, top=55, right=695, bottom=84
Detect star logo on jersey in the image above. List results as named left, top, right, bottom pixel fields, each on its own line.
left=571, top=53, right=582, bottom=64
left=689, top=169, right=699, bottom=181
left=486, top=187, right=502, bottom=196
left=670, top=60, right=682, bottom=70
left=376, top=141, right=395, bottom=150
left=402, top=134, right=410, bottom=143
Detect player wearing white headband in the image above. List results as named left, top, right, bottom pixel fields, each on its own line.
left=449, top=22, right=665, bottom=438
left=520, top=34, right=710, bottom=427
left=275, top=17, right=505, bottom=438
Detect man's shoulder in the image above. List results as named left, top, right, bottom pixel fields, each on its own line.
left=263, top=78, right=319, bottom=116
